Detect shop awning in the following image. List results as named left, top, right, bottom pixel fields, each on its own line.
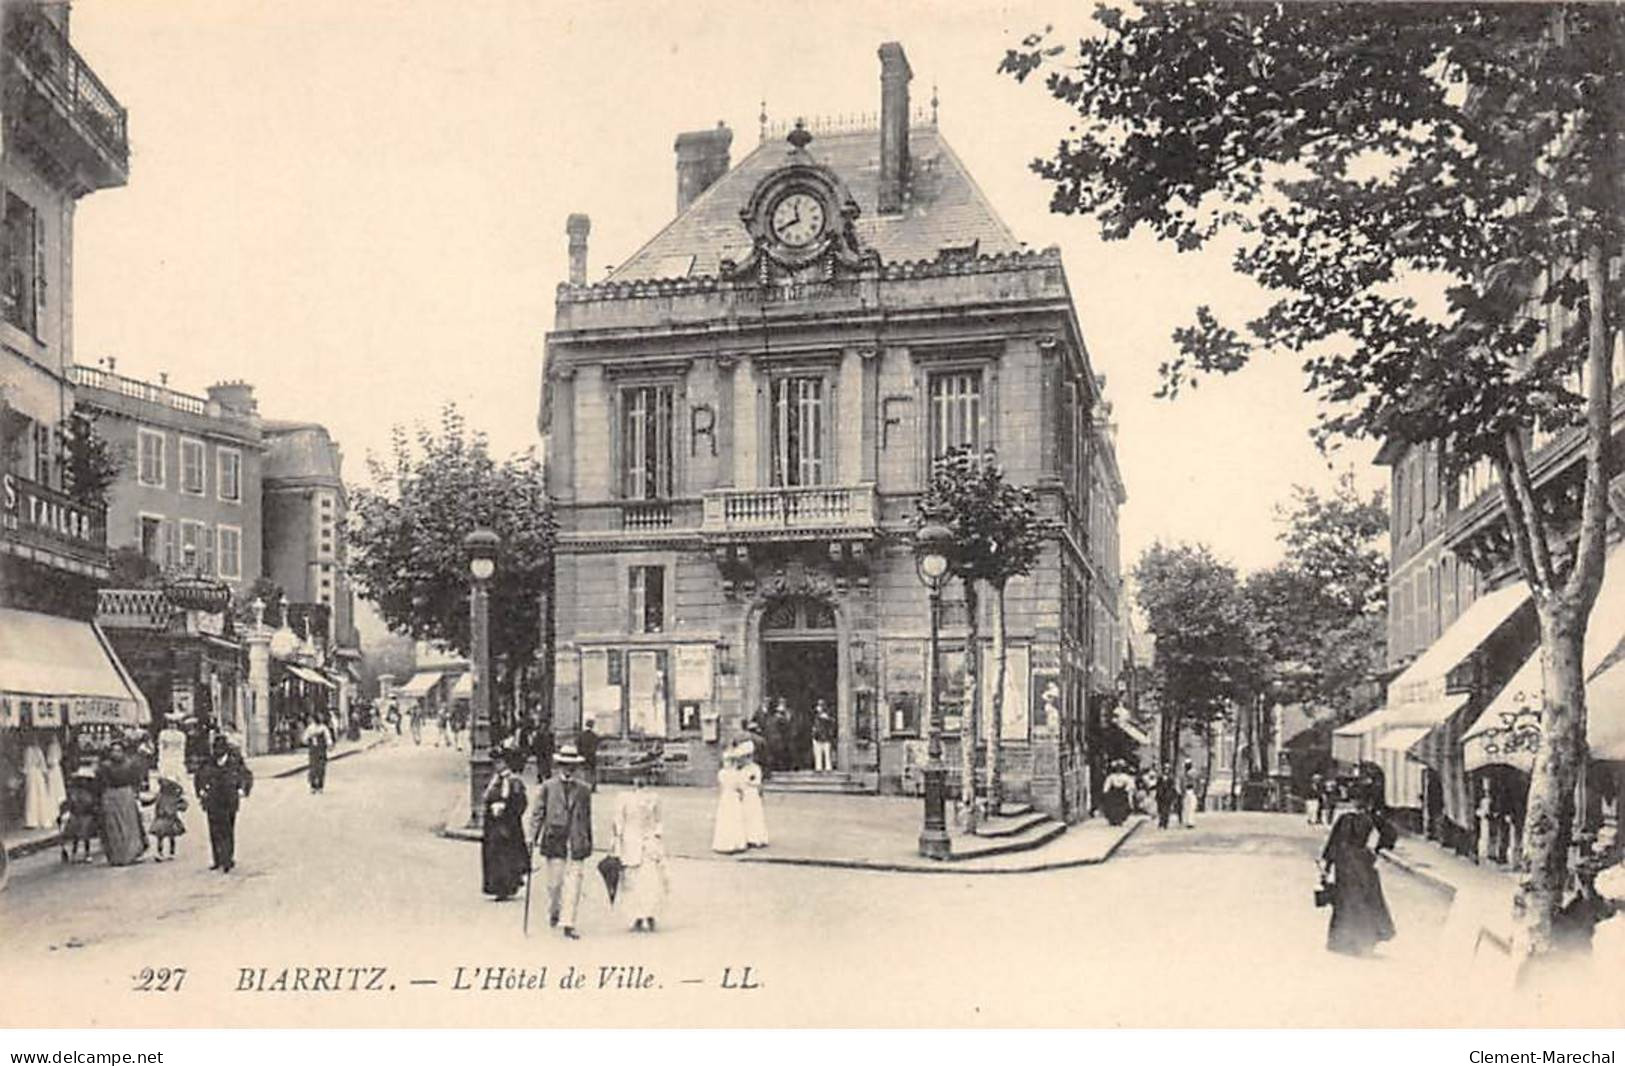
left=1462, top=546, right=1625, bottom=772
left=286, top=664, right=335, bottom=689
left=1333, top=697, right=1470, bottom=767
left=1376, top=726, right=1432, bottom=754
left=1386, top=581, right=1533, bottom=706
left=1332, top=708, right=1390, bottom=764
left=450, top=672, right=475, bottom=700
left=0, top=608, right=149, bottom=726
left=1110, top=708, right=1151, bottom=746
left=398, top=671, right=442, bottom=697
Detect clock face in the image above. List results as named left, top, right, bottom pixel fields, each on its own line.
left=770, top=192, right=826, bottom=248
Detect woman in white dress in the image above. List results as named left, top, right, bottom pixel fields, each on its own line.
left=44, top=735, right=67, bottom=816
left=1180, top=760, right=1199, bottom=828
left=740, top=742, right=769, bottom=848
left=22, top=738, right=52, bottom=829
left=612, top=768, right=669, bottom=931
left=157, top=717, right=192, bottom=802
left=711, top=747, right=748, bottom=855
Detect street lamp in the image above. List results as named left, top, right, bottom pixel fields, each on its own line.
left=465, top=528, right=500, bottom=828
left=914, top=521, right=953, bottom=860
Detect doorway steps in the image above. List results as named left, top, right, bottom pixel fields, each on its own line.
left=763, top=770, right=876, bottom=795
left=950, top=804, right=1067, bottom=861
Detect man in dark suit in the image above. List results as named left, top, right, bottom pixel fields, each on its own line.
left=576, top=723, right=599, bottom=793
left=530, top=714, right=555, bottom=781
left=195, top=735, right=253, bottom=873
left=531, top=744, right=593, bottom=939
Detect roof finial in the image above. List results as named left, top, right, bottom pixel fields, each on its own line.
left=931, top=81, right=939, bottom=126
left=787, top=117, right=812, bottom=151
left=759, top=99, right=768, bottom=143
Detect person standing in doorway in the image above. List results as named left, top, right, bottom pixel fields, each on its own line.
left=195, top=735, right=253, bottom=873
left=531, top=744, right=592, bottom=939
left=576, top=722, right=600, bottom=793
left=302, top=712, right=335, bottom=794
left=811, top=700, right=836, bottom=773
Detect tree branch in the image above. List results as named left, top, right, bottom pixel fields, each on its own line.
left=1498, top=428, right=1555, bottom=593
left=1565, top=241, right=1616, bottom=606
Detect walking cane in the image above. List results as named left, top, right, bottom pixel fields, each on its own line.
left=523, top=813, right=546, bottom=937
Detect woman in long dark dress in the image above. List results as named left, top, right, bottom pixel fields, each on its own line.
left=481, top=752, right=530, bottom=900
left=97, top=741, right=148, bottom=866
left=1319, top=781, right=1398, bottom=956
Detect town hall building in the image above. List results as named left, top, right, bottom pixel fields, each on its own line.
left=539, top=43, right=1125, bottom=823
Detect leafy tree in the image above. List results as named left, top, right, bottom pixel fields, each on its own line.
left=348, top=404, right=556, bottom=732
left=1246, top=475, right=1389, bottom=722
left=1004, top=2, right=1621, bottom=962
left=916, top=447, right=1058, bottom=817
left=60, top=411, right=123, bottom=508
left=1133, top=543, right=1266, bottom=798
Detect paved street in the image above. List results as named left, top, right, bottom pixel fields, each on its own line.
left=2, top=740, right=1616, bottom=1028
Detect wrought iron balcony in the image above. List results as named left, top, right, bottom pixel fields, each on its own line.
left=96, top=588, right=176, bottom=630
left=3, top=4, right=129, bottom=186
left=701, top=484, right=878, bottom=541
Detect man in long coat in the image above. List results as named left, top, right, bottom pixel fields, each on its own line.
left=531, top=744, right=593, bottom=939
left=195, top=735, right=253, bottom=873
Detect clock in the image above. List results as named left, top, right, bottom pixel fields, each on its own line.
left=770, top=191, right=826, bottom=248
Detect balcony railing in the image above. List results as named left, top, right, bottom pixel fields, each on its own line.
left=701, top=484, right=877, bottom=538
left=69, top=364, right=209, bottom=416
left=96, top=588, right=175, bottom=630
left=622, top=500, right=674, bottom=532
left=4, top=5, right=129, bottom=166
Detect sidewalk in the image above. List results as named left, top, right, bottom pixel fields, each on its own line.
left=2, top=731, right=395, bottom=861
left=1380, top=830, right=1522, bottom=960
left=439, top=776, right=1144, bottom=874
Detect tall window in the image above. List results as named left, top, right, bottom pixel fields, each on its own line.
left=138, top=429, right=165, bottom=487
left=140, top=516, right=162, bottom=563
left=628, top=565, right=665, bottom=634
left=1, top=192, right=42, bottom=335
left=928, top=370, right=982, bottom=458
left=179, top=520, right=206, bottom=572
left=218, top=448, right=242, bottom=503
left=620, top=385, right=674, bottom=499
left=770, top=376, right=825, bottom=486
left=217, top=525, right=242, bottom=580
left=180, top=439, right=205, bottom=495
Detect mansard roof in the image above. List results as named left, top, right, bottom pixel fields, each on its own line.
left=608, top=124, right=1022, bottom=282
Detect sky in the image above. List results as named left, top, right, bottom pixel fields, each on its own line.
left=67, top=0, right=1384, bottom=591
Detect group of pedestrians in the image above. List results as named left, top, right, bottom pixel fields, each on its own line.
left=1148, top=760, right=1202, bottom=830
left=711, top=739, right=769, bottom=853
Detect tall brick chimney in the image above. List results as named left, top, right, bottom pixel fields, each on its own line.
left=674, top=122, right=733, bottom=215
left=878, top=41, right=912, bottom=215
left=566, top=213, right=590, bottom=286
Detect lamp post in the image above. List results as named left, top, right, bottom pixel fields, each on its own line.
left=914, top=521, right=952, bottom=860
left=465, top=528, right=500, bottom=829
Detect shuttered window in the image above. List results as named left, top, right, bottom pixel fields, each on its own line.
left=770, top=376, right=825, bottom=486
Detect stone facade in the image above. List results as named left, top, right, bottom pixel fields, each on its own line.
left=539, top=44, right=1124, bottom=823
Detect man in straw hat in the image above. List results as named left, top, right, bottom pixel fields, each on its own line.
left=530, top=742, right=593, bottom=938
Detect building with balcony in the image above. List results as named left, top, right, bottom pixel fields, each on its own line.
left=539, top=43, right=1124, bottom=822
left=1351, top=272, right=1625, bottom=858
left=0, top=2, right=144, bottom=836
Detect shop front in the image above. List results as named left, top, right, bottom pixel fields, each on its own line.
left=0, top=606, right=149, bottom=832
left=268, top=662, right=335, bottom=754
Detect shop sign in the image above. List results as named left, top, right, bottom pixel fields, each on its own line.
left=1, top=472, right=106, bottom=562
left=71, top=697, right=134, bottom=725
left=27, top=698, right=64, bottom=727
left=0, top=696, right=16, bottom=728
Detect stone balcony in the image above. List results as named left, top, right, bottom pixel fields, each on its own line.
left=2, top=3, right=128, bottom=190
left=701, top=484, right=878, bottom=543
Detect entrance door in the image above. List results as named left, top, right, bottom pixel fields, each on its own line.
left=762, top=640, right=837, bottom=772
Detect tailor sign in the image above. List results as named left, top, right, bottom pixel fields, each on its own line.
left=1, top=472, right=107, bottom=565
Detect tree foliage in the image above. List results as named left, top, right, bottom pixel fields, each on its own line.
left=1245, top=474, right=1389, bottom=718
left=1003, top=3, right=1622, bottom=959
left=348, top=404, right=556, bottom=679
left=60, top=411, right=123, bottom=508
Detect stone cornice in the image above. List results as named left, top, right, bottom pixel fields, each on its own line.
left=556, top=247, right=1063, bottom=305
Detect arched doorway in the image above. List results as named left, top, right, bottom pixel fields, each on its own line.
left=756, top=595, right=840, bottom=773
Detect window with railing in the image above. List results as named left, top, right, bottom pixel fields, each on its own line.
left=619, top=385, right=674, bottom=499
left=770, top=376, right=826, bottom=486
left=1, top=191, right=43, bottom=336
left=928, top=370, right=983, bottom=458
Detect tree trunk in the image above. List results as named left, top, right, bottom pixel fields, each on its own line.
left=1202, top=718, right=1216, bottom=811
left=962, top=578, right=981, bottom=831
left=1509, top=241, right=1615, bottom=967
left=989, top=580, right=1008, bottom=812
left=1231, top=704, right=1244, bottom=807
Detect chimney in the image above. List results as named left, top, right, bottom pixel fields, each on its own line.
left=207, top=380, right=258, bottom=416
left=566, top=214, right=591, bottom=286
left=878, top=41, right=912, bottom=215
left=674, top=122, right=733, bottom=215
